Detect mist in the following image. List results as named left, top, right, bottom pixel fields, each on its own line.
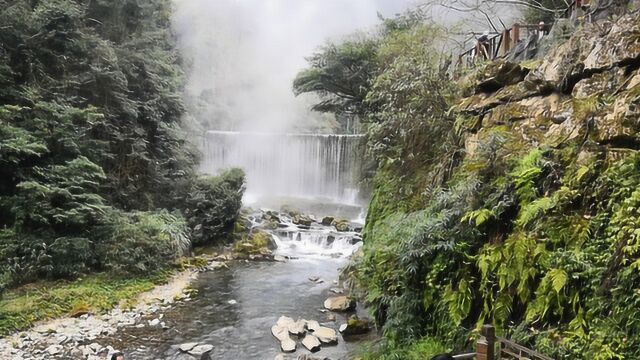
left=172, top=0, right=419, bottom=134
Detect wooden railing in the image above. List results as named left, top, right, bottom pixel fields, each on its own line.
left=457, top=0, right=588, bottom=70
left=451, top=325, right=555, bottom=360
left=457, top=23, right=551, bottom=69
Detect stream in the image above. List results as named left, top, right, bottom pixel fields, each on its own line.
left=98, top=209, right=371, bottom=360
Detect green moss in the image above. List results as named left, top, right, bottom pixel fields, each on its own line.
left=0, top=271, right=172, bottom=336
left=233, top=230, right=272, bottom=254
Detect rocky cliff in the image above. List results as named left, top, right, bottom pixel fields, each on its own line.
left=354, top=11, right=640, bottom=359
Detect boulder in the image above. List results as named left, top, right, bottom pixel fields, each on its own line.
left=301, top=334, right=322, bottom=352
left=271, top=325, right=289, bottom=341
left=333, top=220, right=350, bottom=232
left=339, top=318, right=371, bottom=336
left=280, top=337, right=296, bottom=353
left=321, top=216, right=335, bottom=226
left=179, top=342, right=199, bottom=352
left=313, top=326, right=338, bottom=344
left=323, top=296, right=355, bottom=312
left=305, top=320, right=320, bottom=332
left=262, top=211, right=281, bottom=223
left=292, top=214, right=313, bottom=226
left=189, top=344, right=214, bottom=357
left=287, top=319, right=306, bottom=337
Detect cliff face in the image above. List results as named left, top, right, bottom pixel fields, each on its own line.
left=355, top=11, right=640, bottom=359
left=459, top=13, right=640, bottom=153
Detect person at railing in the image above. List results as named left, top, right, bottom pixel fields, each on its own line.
left=475, top=31, right=491, bottom=61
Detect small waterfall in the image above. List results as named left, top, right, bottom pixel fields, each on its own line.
left=201, top=131, right=364, bottom=204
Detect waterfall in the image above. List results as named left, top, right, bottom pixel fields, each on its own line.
left=201, top=131, right=364, bottom=205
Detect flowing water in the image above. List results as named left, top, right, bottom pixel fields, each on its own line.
left=99, top=218, right=370, bottom=360
left=201, top=131, right=364, bottom=205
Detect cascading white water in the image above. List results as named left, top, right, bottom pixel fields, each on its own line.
left=201, top=131, right=364, bottom=205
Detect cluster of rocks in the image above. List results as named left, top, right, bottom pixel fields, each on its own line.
left=270, top=293, right=372, bottom=358
left=271, top=316, right=338, bottom=353
left=251, top=209, right=363, bottom=235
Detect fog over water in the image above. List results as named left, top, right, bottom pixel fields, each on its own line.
left=172, top=0, right=419, bottom=133
left=171, top=0, right=519, bottom=205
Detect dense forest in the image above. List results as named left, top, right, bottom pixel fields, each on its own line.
left=0, top=0, right=244, bottom=295
left=296, top=3, right=640, bottom=359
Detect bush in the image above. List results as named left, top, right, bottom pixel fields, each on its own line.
left=185, top=168, right=245, bottom=246
left=98, top=211, right=191, bottom=274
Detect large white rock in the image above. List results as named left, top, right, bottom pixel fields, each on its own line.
left=288, top=319, right=306, bottom=336
left=271, top=325, right=289, bottom=341
left=305, top=320, right=320, bottom=332
left=280, top=337, right=296, bottom=353
left=301, top=334, right=321, bottom=352
left=313, top=326, right=338, bottom=344
left=178, top=342, right=198, bottom=352
left=323, top=296, right=355, bottom=312
left=277, top=316, right=295, bottom=328
left=189, top=344, right=214, bottom=357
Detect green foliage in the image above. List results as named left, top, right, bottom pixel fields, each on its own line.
left=185, top=169, right=246, bottom=246
left=293, top=36, right=379, bottom=131
left=0, top=1, right=243, bottom=299
left=99, top=211, right=191, bottom=275
left=0, top=271, right=172, bottom=336
left=344, top=11, right=640, bottom=358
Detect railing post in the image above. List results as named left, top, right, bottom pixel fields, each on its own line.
left=511, top=23, right=520, bottom=48
left=501, top=29, right=511, bottom=56
left=476, top=325, right=496, bottom=360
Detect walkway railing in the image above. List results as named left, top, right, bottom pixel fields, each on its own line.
left=457, top=23, right=550, bottom=69
left=456, top=0, right=586, bottom=70
left=451, top=325, right=555, bottom=360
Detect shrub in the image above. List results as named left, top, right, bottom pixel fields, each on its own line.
left=97, top=211, right=191, bottom=274
left=185, top=168, right=245, bottom=246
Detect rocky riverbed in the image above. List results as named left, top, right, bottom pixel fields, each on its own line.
left=0, top=208, right=371, bottom=360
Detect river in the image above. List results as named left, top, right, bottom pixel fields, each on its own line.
left=98, top=211, right=371, bottom=360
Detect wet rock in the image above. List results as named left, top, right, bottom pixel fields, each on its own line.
left=276, top=316, right=295, bottom=328
left=297, top=355, right=331, bottom=360
left=287, top=319, right=306, bottom=337
left=323, top=296, right=355, bottom=312
left=189, top=344, right=214, bottom=357
left=274, top=255, right=287, bottom=262
left=332, top=220, right=350, bottom=232
left=329, top=288, right=344, bottom=294
left=308, top=276, right=320, bottom=282
left=179, top=342, right=199, bottom=352
left=272, top=325, right=290, bottom=342
left=292, top=214, right=313, bottom=227
left=313, top=326, right=338, bottom=344
left=321, top=216, right=335, bottom=226
left=262, top=211, right=281, bottom=223
left=339, top=317, right=371, bottom=336
left=301, top=334, right=321, bottom=352
left=305, top=320, right=320, bottom=332
left=149, top=318, right=160, bottom=326
left=280, top=337, right=296, bottom=353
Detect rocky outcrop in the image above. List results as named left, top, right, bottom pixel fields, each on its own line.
left=456, top=12, right=640, bottom=156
